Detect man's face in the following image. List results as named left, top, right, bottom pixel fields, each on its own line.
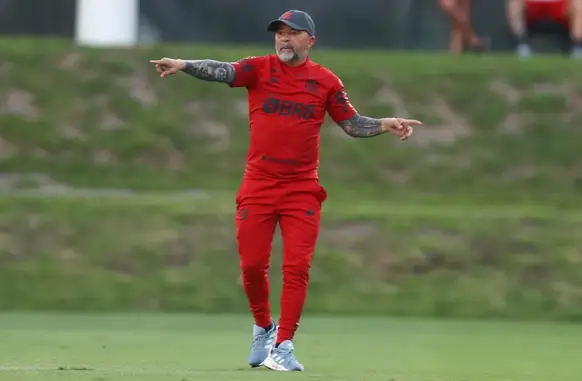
left=275, top=24, right=315, bottom=63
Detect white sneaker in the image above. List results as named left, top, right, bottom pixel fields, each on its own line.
left=263, top=340, right=304, bottom=371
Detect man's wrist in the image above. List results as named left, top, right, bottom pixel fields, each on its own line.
left=379, top=118, right=391, bottom=133
left=177, top=59, right=187, bottom=70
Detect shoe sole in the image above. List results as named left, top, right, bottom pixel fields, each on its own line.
left=263, top=356, right=303, bottom=372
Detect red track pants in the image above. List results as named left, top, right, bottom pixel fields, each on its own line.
left=235, top=178, right=327, bottom=344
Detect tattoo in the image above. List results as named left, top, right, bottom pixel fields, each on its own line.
left=337, top=114, right=383, bottom=138
left=182, top=60, right=236, bottom=84
left=334, top=90, right=350, bottom=113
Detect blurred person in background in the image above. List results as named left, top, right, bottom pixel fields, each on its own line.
left=506, top=0, right=582, bottom=57
left=439, top=0, right=485, bottom=54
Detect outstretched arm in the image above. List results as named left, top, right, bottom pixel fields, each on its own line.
left=181, top=60, right=236, bottom=84
left=338, top=113, right=420, bottom=140
left=150, top=56, right=262, bottom=88
left=327, top=86, right=421, bottom=140
left=336, top=114, right=383, bottom=138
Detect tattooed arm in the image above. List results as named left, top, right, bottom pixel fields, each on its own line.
left=327, top=85, right=385, bottom=138
left=151, top=56, right=262, bottom=88
left=327, top=83, right=420, bottom=140
left=338, top=114, right=420, bottom=140
left=181, top=60, right=236, bottom=84
left=337, top=114, right=384, bottom=138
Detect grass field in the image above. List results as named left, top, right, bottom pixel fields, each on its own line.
left=0, top=313, right=580, bottom=381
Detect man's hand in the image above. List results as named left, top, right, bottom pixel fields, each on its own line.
left=149, top=57, right=186, bottom=78
left=381, top=118, right=423, bottom=141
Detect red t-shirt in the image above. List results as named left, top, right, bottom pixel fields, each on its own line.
left=229, top=54, right=356, bottom=180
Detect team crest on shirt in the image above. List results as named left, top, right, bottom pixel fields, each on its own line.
left=304, top=80, right=318, bottom=93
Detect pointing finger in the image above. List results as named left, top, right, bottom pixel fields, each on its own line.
left=403, top=119, right=423, bottom=126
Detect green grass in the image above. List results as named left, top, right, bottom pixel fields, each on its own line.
left=0, top=313, right=580, bottom=381
left=2, top=194, right=582, bottom=318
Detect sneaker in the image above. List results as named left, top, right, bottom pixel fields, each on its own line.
left=517, top=43, right=532, bottom=58
left=263, top=340, right=304, bottom=372
left=570, top=46, right=582, bottom=59
left=248, top=322, right=277, bottom=367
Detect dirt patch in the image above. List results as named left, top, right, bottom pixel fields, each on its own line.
left=93, top=150, right=117, bottom=166
left=373, top=84, right=474, bottom=146
left=0, top=61, right=13, bottom=77
left=533, top=81, right=582, bottom=124
left=188, top=120, right=231, bottom=152
left=0, top=88, right=39, bottom=120
left=135, top=149, right=185, bottom=170
left=491, top=79, right=581, bottom=133
left=500, top=163, right=537, bottom=182
left=234, top=99, right=249, bottom=116
left=185, top=100, right=216, bottom=115
left=0, top=138, right=18, bottom=160
left=320, top=221, right=378, bottom=249
left=60, top=122, right=87, bottom=140
left=490, top=79, right=522, bottom=105
left=489, top=79, right=526, bottom=135
left=415, top=97, right=474, bottom=146
left=101, top=112, right=125, bottom=130
left=116, top=69, right=157, bottom=107
left=58, top=53, right=82, bottom=70
left=532, top=81, right=573, bottom=96
left=374, top=85, right=411, bottom=116
left=498, top=112, right=529, bottom=135
left=380, top=168, right=410, bottom=184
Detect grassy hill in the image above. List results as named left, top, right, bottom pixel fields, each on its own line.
left=1, top=38, right=582, bottom=202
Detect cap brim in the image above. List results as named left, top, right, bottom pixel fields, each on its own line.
left=267, top=19, right=306, bottom=33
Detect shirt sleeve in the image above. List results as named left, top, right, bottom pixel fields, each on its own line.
left=326, top=74, right=357, bottom=123
left=229, top=56, right=265, bottom=88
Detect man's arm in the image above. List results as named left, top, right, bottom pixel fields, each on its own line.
left=181, top=60, right=236, bottom=84
left=327, top=85, right=420, bottom=140
left=326, top=86, right=386, bottom=138
left=337, top=114, right=384, bottom=138
left=151, top=55, right=262, bottom=87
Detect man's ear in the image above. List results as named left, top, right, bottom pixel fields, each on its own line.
left=309, top=36, right=316, bottom=49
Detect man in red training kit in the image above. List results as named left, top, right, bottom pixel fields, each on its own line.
left=150, top=10, right=422, bottom=372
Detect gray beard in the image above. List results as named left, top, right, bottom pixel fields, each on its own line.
left=277, top=50, right=299, bottom=62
